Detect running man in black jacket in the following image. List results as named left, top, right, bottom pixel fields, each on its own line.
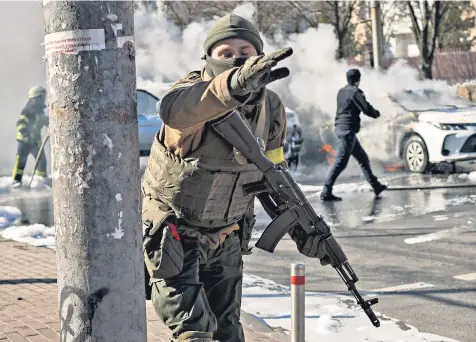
left=320, top=69, right=387, bottom=201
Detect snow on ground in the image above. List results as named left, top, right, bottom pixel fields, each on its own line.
left=241, top=274, right=459, bottom=342
left=1, top=204, right=460, bottom=341
left=0, top=196, right=464, bottom=341
left=404, top=216, right=475, bottom=245
left=1, top=224, right=55, bottom=248
left=468, top=171, right=476, bottom=183
left=0, top=175, right=51, bottom=194
left=0, top=206, right=21, bottom=228
left=0, top=205, right=55, bottom=249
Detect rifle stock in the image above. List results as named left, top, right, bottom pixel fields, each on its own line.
left=212, top=111, right=380, bottom=327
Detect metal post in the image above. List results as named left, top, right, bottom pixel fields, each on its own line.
left=291, top=263, right=305, bottom=342
left=371, top=0, right=383, bottom=70
left=42, top=1, right=147, bottom=341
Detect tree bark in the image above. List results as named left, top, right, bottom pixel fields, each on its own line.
left=42, top=1, right=147, bottom=341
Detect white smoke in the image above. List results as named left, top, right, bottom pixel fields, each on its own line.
left=0, top=1, right=46, bottom=176
left=0, top=2, right=461, bottom=181
left=134, top=2, right=457, bottom=180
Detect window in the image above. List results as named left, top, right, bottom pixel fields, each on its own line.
left=137, top=90, right=159, bottom=116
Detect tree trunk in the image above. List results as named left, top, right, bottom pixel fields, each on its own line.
left=333, top=2, right=344, bottom=59
left=421, top=57, right=433, bottom=79
left=42, top=1, right=147, bottom=341
left=337, top=34, right=345, bottom=59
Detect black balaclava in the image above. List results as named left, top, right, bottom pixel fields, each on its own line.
left=203, top=13, right=263, bottom=78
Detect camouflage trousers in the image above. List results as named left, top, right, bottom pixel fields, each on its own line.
left=151, top=230, right=244, bottom=342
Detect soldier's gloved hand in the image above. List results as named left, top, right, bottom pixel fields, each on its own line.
left=228, top=47, right=293, bottom=97
left=289, top=224, right=330, bottom=266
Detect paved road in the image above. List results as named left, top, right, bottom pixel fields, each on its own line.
left=2, top=171, right=476, bottom=341
left=244, top=174, right=476, bottom=342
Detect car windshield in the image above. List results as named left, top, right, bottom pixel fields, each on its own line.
left=389, top=89, right=474, bottom=111
left=137, top=90, right=159, bottom=116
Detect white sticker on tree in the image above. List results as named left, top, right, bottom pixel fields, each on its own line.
left=44, top=29, right=105, bottom=55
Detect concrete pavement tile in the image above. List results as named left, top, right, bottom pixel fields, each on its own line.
left=12, top=327, right=37, bottom=337
left=0, top=239, right=287, bottom=342
left=3, top=332, right=28, bottom=342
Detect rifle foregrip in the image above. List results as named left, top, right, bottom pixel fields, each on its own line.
left=325, top=235, right=348, bottom=266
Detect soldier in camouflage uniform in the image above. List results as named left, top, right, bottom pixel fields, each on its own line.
left=141, top=14, right=329, bottom=342
left=11, top=86, right=49, bottom=188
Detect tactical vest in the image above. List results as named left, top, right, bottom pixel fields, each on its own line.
left=142, top=98, right=270, bottom=229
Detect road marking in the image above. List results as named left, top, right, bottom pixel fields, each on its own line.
left=453, top=273, right=476, bottom=281
left=371, top=282, right=435, bottom=293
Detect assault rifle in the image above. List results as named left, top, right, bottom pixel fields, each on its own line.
left=211, top=111, right=380, bottom=327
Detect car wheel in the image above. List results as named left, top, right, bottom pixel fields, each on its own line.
left=404, top=136, right=430, bottom=173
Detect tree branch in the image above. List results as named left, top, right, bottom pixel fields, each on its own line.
left=407, top=1, right=421, bottom=43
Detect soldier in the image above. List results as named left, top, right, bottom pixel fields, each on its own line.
left=320, top=69, right=387, bottom=201
left=141, top=14, right=329, bottom=342
left=11, top=86, right=49, bottom=189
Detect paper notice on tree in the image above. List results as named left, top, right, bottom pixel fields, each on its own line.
left=44, top=29, right=105, bottom=55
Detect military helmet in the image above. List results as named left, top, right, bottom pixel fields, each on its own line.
left=203, top=13, right=263, bottom=55
left=28, top=86, right=47, bottom=99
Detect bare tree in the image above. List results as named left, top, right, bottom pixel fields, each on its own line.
left=160, top=1, right=241, bottom=28
left=437, top=0, right=476, bottom=52
left=406, top=0, right=450, bottom=79
left=361, top=1, right=408, bottom=55
left=287, top=1, right=321, bottom=28
left=253, top=1, right=298, bottom=37
left=288, top=1, right=359, bottom=59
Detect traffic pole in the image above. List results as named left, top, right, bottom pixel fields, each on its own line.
left=291, top=263, right=305, bottom=342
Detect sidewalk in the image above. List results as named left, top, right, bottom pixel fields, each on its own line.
left=0, top=238, right=286, bottom=342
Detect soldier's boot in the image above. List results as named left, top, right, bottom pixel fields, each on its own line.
left=320, top=185, right=342, bottom=201
left=12, top=181, right=22, bottom=189
left=373, top=183, right=387, bottom=197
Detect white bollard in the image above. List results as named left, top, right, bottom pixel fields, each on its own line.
left=291, top=263, right=305, bottom=342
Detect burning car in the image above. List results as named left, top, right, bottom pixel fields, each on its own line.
left=137, top=89, right=304, bottom=168
left=389, top=89, right=476, bottom=173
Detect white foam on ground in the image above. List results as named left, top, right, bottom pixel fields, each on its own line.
left=0, top=206, right=22, bottom=228
left=0, top=175, right=51, bottom=193
left=241, top=274, right=459, bottom=342
left=0, top=224, right=55, bottom=249
left=0, top=205, right=55, bottom=249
